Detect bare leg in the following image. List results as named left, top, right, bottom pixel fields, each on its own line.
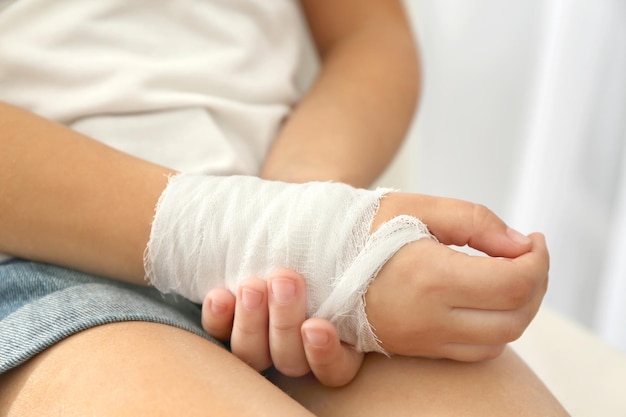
left=269, top=347, right=570, bottom=417
left=0, top=322, right=315, bottom=417
left=0, top=323, right=569, bottom=416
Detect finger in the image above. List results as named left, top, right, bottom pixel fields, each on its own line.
left=447, top=201, right=532, bottom=258
left=267, top=270, right=310, bottom=377
left=433, top=234, right=549, bottom=311
left=376, top=193, right=532, bottom=258
left=458, top=233, right=547, bottom=309
left=443, top=239, right=548, bottom=345
left=301, top=318, right=364, bottom=387
left=445, top=306, right=543, bottom=346
left=231, top=277, right=272, bottom=371
left=201, top=288, right=236, bottom=341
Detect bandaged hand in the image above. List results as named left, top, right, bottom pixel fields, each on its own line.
left=201, top=192, right=547, bottom=380
left=144, top=174, right=432, bottom=354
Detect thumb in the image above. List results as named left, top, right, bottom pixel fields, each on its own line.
left=376, top=193, right=532, bottom=258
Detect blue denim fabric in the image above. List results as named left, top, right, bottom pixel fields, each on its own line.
left=0, top=259, right=219, bottom=373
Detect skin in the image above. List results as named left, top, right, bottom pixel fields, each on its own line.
left=262, top=0, right=420, bottom=187
left=0, top=0, right=568, bottom=415
left=270, top=347, right=569, bottom=417
left=202, top=207, right=548, bottom=385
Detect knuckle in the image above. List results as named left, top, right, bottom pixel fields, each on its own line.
left=471, top=203, right=494, bottom=229
left=503, top=253, right=551, bottom=309
left=234, top=320, right=263, bottom=338
left=504, top=276, right=535, bottom=308
left=270, top=318, right=301, bottom=334
left=504, top=286, right=528, bottom=308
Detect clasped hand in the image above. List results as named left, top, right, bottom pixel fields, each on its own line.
left=201, top=193, right=549, bottom=387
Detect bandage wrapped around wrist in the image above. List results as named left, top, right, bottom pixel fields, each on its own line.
left=144, top=174, right=432, bottom=353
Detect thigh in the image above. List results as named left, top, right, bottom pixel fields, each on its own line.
left=0, top=322, right=315, bottom=417
left=270, top=346, right=570, bottom=417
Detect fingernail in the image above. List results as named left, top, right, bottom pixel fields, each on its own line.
left=303, top=328, right=329, bottom=348
left=270, top=278, right=296, bottom=304
left=210, top=298, right=227, bottom=315
left=241, top=288, right=263, bottom=311
left=507, top=227, right=531, bottom=245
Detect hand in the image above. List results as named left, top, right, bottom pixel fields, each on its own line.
left=201, top=270, right=364, bottom=387
left=365, top=193, right=548, bottom=361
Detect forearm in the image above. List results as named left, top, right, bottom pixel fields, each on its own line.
left=261, top=0, right=419, bottom=188
left=0, top=102, right=174, bottom=284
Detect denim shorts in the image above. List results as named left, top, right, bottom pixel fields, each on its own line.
left=0, top=259, right=221, bottom=373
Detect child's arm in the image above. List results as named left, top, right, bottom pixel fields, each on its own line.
left=262, top=0, right=419, bottom=188
left=0, top=102, right=174, bottom=283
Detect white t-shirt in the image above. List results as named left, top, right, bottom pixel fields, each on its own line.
left=0, top=0, right=316, bottom=262
left=0, top=0, right=313, bottom=173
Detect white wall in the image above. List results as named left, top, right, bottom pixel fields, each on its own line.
left=383, top=0, right=626, bottom=350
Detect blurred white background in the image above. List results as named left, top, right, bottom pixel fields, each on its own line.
left=384, top=0, right=626, bottom=352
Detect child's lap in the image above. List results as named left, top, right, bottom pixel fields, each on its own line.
left=0, top=259, right=221, bottom=374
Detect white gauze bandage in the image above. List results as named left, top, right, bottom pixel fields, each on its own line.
left=145, top=174, right=433, bottom=353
